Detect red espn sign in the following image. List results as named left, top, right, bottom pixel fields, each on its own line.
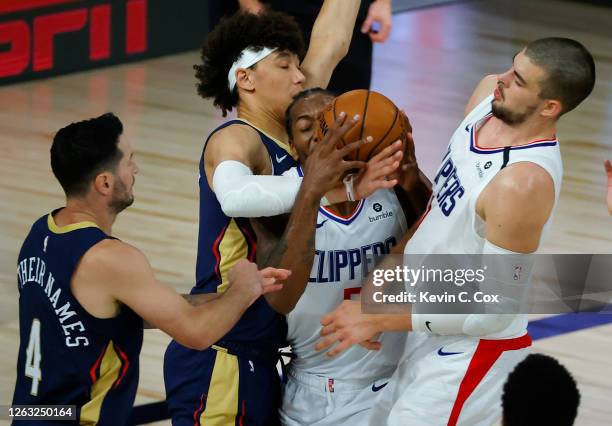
left=0, top=0, right=147, bottom=79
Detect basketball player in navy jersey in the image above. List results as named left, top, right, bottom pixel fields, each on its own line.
left=162, top=3, right=409, bottom=425
left=315, top=38, right=596, bottom=425
left=11, top=113, right=289, bottom=425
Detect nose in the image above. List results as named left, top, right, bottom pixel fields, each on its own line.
left=295, top=67, right=306, bottom=86
left=497, top=69, right=512, bottom=87
left=133, top=161, right=140, bottom=175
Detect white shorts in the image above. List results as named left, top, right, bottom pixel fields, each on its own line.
left=281, top=368, right=393, bottom=426
left=369, top=332, right=532, bottom=426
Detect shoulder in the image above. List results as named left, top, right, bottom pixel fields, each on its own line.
left=206, top=123, right=267, bottom=169
left=494, top=162, right=554, bottom=196
left=80, top=239, right=150, bottom=276
left=485, top=162, right=555, bottom=223
left=208, top=123, right=262, bottom=151
left=464, top=74, right=497, bottom=118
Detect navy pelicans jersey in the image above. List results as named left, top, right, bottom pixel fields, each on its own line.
left=12, top=211, right=143, bottom=425
left=194, top=119, right=297, bottom=347
left=285, top=166, right=408, bottom=380
left=405, top=94, right=563, bottom=338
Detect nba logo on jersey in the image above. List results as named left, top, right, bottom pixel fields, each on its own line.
left=513, top=265, right=523, bottom=281
left=327, top=378, right=335, bottom=393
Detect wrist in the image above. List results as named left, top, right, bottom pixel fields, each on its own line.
left=379, top=313, right=411, bottom=331
left=301, top=185, right=323, bottom=206
left=300, top=173, right=326, bottom=203
left=325, top=186, right=348, bottom=204
left=225, top=284, right=256, bottom=306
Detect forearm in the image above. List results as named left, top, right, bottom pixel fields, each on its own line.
left=264, top=185, right=320, bottom=314
left=214, top=162, right=351, bottom=218
left=143, top=293, right=222, bottom=329
left=183, top=292, right=222, bottom=306
left=407, top=170, right=433, bottom=216
left=358, top=220, right=419, bottom=322
left=190, top=287, right=253, bottom=347
left=312, top=0, right=360, bottom=53
left=379, top=313, right=412, bottom=332
left=303, top=0, right=361, bottom=88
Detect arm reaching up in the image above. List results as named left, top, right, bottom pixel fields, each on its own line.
left=301, top=0, right=361, bottom=89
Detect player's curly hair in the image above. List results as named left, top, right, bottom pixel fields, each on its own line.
left=195, top=11, right=305, bottom=117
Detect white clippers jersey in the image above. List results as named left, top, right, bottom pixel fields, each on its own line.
left=284, top=166, right=408, bottom=380
left=405, top=94, right=563, bottom=338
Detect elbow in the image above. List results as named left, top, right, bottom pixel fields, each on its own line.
left=179, top=333, right=215, bottom=351
left=317, top=34, right=350, bottom=63
left=331, top=36, right=350, bottom=61
left=217, top=194, right=248, bottom=218
left=337, top=37, right=351, bottom=59
left=219, top=202, right=239, bottom=218
left=265, top=294, right=295, bottom=315
left=188, top=335, right=215, bottom=351
left=271, top=301, right=295, bottom=316
left=276, top=305, right=294, bottom=315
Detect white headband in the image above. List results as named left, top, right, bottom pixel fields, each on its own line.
left=227, top=46, right=278, bottom=91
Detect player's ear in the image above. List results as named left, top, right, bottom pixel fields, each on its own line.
left=236, top=68, right=255, bottom=92
left=93, top=172, right=113, bottom=196
left=540, top=99, right=562, bottom=120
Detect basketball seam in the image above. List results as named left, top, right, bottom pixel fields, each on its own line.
left=332, top=98, right=337, bottom=121
left=367, top=104, right=399, bottom=161
left=332, top=99, right=345, bottom=146
left=360, top=91, right=371, bottom=141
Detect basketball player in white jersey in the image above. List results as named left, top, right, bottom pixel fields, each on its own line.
left=276, top=89, right=430, bottom=426
left=314, top=38, right=596, bottom=425
left=605, top=160, right=612, bottom=214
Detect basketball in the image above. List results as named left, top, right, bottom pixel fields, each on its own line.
left=316, top=89, right=413, bottom=162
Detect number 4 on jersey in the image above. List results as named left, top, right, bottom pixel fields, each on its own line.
left=25, top=318, right=42, bottom=395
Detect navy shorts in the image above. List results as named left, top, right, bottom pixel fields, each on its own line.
left=164, top=340, right=282, bottom=426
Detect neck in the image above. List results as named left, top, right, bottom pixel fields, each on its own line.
left=237, top=101, right=288, bottom=142
left=329, top=200, right=360, bottom=216
left=56, top=198, right=115, bottom=234
left=483, top=115, right=557, bottom=147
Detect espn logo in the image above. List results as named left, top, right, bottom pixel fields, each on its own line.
left=0, top=0, right=148, bottom=79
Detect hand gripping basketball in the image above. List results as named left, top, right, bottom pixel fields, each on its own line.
left=316, top=89, right=412, bottom=162
left=300, top=111, right=369, bottom=198
left=395, top=111, right=420, bottom=192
